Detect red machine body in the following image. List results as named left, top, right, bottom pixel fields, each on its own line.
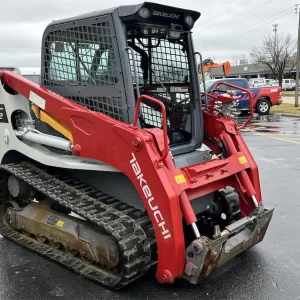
left=0, top=70, right=269, bottom=284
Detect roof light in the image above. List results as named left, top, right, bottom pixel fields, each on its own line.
left=169, top=30, right=181, bottom=39
left=138, top=7, right=150, bottom=19
left=185, top=15, right=194, bottom=27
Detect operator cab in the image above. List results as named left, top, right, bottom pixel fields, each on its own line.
left=40, top=2, right=203, bottom=157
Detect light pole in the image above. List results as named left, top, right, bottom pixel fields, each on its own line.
left=295, top=4, right=300, bottom=107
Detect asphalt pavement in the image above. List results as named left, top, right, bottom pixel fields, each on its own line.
left=1, top=114, right=300, bottom=300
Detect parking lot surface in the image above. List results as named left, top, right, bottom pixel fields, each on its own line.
left=0, top=114, right=300, bottom=300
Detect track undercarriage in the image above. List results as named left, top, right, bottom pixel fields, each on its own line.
left=0, top=162, right=157, bottom=289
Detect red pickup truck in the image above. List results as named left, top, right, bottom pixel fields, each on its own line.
left=202, top=78, right=282, bottom=115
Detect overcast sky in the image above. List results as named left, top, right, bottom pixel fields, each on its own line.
left=0, top=0, right=298, bottom=74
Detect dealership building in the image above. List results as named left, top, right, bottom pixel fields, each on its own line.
left=209, top=62, right=296, bottom=80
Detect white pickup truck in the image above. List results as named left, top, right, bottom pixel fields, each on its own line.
left=281, top=79, right=296, bottom=91
left=248, top=78, right=278, bottom=88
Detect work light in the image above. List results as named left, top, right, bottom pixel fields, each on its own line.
left=185, top=15, right=194, bottom=27
left=138, top=7, right=150, bottom=19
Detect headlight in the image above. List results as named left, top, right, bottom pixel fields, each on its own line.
left=185, top=15, right=194, bottom=27
left=138, top=7, right=150, bottom=19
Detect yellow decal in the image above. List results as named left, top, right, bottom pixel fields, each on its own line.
left=56, top=220, right=64, bottom=227
left=238, top=156, right=248, bottom=164
left=175, top=174, right=186, bottom=184
left=31, top=104, right=40, bottom=118
left=40, top=110, right=74, bottom=144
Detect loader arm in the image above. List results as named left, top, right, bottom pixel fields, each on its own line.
left=0, top=70, right=273, bottom=285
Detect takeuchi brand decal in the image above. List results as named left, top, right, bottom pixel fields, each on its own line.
left=152, top=11, right=180, bottom=19
left=130, top=153, right=171, bottom=240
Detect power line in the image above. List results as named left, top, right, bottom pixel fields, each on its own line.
left=195, top=0, right=253, bottom=27
left=195, top=0, right=275, bottom=33
left=214, top=1, right=251, bottom=17
left=205, top=6, right=294, bottom=50
left=205, top=0, right=250, bottom=20
left=209, top=9, right=292, bottom=48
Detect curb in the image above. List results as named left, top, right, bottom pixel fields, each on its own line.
left=273, top=112, right=300, bottom=118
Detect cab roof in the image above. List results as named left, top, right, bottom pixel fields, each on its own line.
left=48, top=2, right=200, bottom=27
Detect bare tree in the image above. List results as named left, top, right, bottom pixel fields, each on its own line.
left=231, top=54, right=239, bottom=66
left=286, top=52, right=297, bottom=77
left=231, top=53, right=248, bottom=66
left=250, top=33, right=296, bottom=87
left=239, top=53, right=248, bottom=65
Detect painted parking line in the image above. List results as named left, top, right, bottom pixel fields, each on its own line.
left=258, top=134, right=300, bottom=136
left=256, top=134, right=300, bottom=140
left=253, top=133, right=300, bottom=145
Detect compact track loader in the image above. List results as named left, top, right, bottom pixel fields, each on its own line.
left=0, top=2, right=273, bottom=289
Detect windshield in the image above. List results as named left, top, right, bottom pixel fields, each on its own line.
left=127, top=25, right=194, bottom=146
left=48, top=38, right=118, bottom=85
left=127, top=26, right=190, bottom=86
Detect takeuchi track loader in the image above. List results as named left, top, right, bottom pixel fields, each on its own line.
left=0, top=2, right=273, bottom=289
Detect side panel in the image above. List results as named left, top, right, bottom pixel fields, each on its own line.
left=68, top=169, right=144, bottom=210
left=0, top=84, right=117, bottom=171
left=41, top=14, right=129, bottom=123
left=66, top=169, right=214, bottom=214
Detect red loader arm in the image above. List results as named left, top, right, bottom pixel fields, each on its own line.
left=203, top=81, right=261, bottom=211
left=0, top=70, right=271, bottom=285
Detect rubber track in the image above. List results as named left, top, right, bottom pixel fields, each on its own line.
left=0, top=162, right=157, bottom=289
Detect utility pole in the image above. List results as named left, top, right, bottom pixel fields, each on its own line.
left=272, top=24, right=278, bottom=35
left=295, top=4, right=300, bottom=107
left=272, top=24, right=278, bottom=83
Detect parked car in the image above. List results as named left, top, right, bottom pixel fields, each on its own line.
left=201, top=78, right=282, bottom=115
left=248, top=78, right=276, bottom=88
left=282, top=79, right=296, bottom=91
left=265, top=79, right=279, bottom=87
